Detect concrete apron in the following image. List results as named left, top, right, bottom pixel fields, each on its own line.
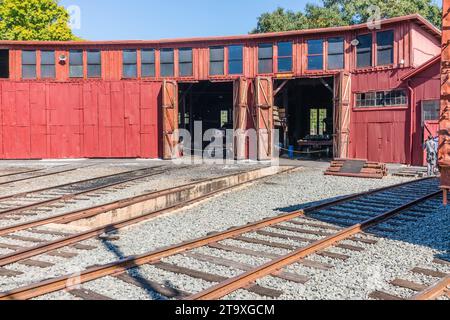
left=58, top=165, right=297, bottom=230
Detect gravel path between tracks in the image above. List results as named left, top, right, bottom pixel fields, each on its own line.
left=0, top=163, right=262, bottom=228
left=2, top=167, right=425, bottom=297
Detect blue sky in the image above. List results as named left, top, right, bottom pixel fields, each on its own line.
left=60, top=0, right=317, bottom=40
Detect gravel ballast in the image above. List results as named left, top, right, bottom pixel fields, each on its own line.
left=1, top=165, right=448, bottom=300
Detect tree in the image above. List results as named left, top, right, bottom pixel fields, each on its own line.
left=252, top=0, right=442, bottom=33
left=0, top=0, right=76, bottom=41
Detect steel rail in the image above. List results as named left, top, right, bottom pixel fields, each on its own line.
left=0, top=165, right=164, bottom=202
left=0, top=167, right=296, bottom=266
left=186, top=191, right=441, bottom=300
left=0, top=178, right=436, bottom=300
left=0, top=166, right=293, bottom=237
left=0, top=166, right=166, bottom=217
left=410, top=276, right=450, bottom=300
left=0, top=164, right=97, bottom=187
left=0, top=168, right=45, bottom=179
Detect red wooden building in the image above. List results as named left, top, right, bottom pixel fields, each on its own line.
left=0, top=14, right=442, bottom=165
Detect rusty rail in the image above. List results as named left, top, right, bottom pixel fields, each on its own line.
left=0, top=166, right=166, bottom=217
left=0, top=164, right=95, bottom=187
left=187, top=189, right=440, bottom=300
left=0, top=178, right=436, bottom=300
left=410, top=276, right=450, bottom=300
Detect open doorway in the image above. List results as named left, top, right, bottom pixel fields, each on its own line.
left=274, top=77, right=334, bottom=159
left=179, top=81, right=234, bottom=155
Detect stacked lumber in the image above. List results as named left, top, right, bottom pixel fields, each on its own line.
left=393, top=167, right=427, bottom=178
left=273, top=106, right=285, bottom=127
left=325, top=159, right=388, bottom=179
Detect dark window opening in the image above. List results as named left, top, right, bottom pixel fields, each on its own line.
left=210, top=46, right=224, bottom=76
left=69, top=50, right=84, bottom=78
left=377, top=30, right=394, bottom=66
left=422, top=100, right=440, bottom=125
left=0, top=50, right=9, bottom=78
left=228, top=45, right=243, bottom=75
left=87, top=50, right=101, bottom=78
left=356, top=90, right=407, bottom=108
left=160, top=48, right=174, bottom=77
left=41, top=50, right=55, bottom=79
left=357, top=34, right=372, bottom=68
left=123, top=49, right=137, bottom=78
left=22, top=50, right=37, bottom=79
left=179, top=48, right=193, bottom=77
left=278, top=42, right=292, bottom=72
left=307, top=39, right=324, bottom=70
left=258, top=43, right=273, bottom=74
left=141, top=49, right=155, bottom=77
left=328, top=37, right=344, bottom=70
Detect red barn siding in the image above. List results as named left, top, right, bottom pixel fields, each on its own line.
left=0, top=81, right=160, bottom=159
left=408, top=61, right=441, bottom=165
left=0, top=15, right=441, bottom=161
left=349, top=69, right=412, bottom=164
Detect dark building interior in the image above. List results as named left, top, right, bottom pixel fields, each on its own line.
left=274, top=77, right=334, bottom=158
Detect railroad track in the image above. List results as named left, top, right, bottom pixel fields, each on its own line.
left=0, top=177, right=445, bottom=300
left=0, top=164, right=95, bottom=187
left=0, top=168, right=46, bottom=179
left=369, top=262, right=449, bottom=300
left=0, top=166, right=286, bottom=269
left=0, top=165, right=167, bottom=223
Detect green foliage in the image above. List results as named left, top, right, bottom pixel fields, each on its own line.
left=252, top=0, right=442, bottom=33
left=0, top=0, right=76, bottom=41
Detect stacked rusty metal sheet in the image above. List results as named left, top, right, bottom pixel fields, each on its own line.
left=325, top=159, right=388, bottom=179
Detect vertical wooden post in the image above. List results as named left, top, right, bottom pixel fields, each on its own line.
left=441, top=0, right=450, bottom=205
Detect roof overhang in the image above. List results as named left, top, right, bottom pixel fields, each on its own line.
left=401, top=55, right=441, bottom=81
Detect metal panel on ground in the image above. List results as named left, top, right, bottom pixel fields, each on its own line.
left=162, top=80, right=179, bottom=160
left=233, top=77, right=248, bottom=160
left=255, top=77, right=274, bottom=161
left=334, top=72, right=352, bottom=158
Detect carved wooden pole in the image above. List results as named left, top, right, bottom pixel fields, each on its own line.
left=441, top=0, right=450, bottom=205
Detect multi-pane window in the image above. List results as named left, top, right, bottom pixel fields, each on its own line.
left=141, top=49, right=155, bottom=77
left=328, top=37, right=344, bottom=70
left=160, top=48, right=174, bottom=77
left=356, top=90, right=407, bottom=108
left=69, top=50, right=83, bottom=78
left=357, top=34, right=373, bottom=68
left=258, top=43, right=273, bottom=74
left=377, top=30, right=394, bottom=66
left=422, top=100, right=440, bottom=124
left=122, top=50, right=137, bottom=78
left=87, top=50, right=101, bottom=78
left=228, top=45, right=243, bottom=75
left=41, top=50, right=55, bottom=79
left=22, top=50, right=37, bottom=79
left=210, top=46, right=224, bottom=76
left=179, top=48, right=193, bottom=77
left=277, top=42, right=292, bottom=72
left=310, top=109, right=328, bottom=136
left=307, top=39, right=324, bottom=70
